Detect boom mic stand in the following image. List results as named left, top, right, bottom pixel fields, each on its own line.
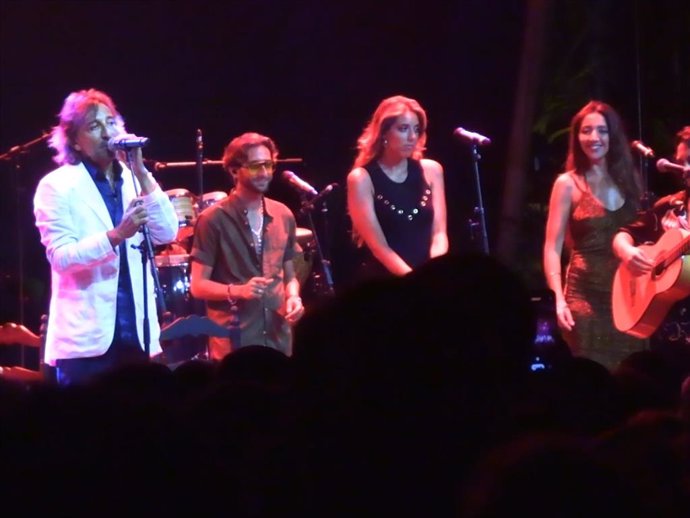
left=124, top=151, right=168, bottom=358
left=638, top=154, right=654, bottom=210
left=468, top=143, right=490, bottom=255
left=299, top=184, right=338, bottom=298
left=0, top=131, right=50, bottom=327
left=195, top=129, right=204, bottom=198
left=0, top=131, right=50, bottom=369
left=150, top=157, right=304, bottom=172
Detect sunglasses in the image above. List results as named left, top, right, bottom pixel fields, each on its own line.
left=243, top=160, right=275, bottom=174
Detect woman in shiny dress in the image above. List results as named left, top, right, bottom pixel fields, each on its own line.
left=543, top=100, right=647, bottom=370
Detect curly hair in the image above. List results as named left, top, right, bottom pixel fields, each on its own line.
left=49, top=88, right=124, bottom=165
left=353, top=95, right=428, bottom=168
left=565, top=100, right=642, bottom=209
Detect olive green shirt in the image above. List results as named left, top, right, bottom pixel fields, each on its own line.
left=190, top=191, right=300, bottom=358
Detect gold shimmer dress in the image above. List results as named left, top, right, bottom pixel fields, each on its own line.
left=562, top=187, right=647, bottom=370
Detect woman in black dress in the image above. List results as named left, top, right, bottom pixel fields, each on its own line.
left=347, top=95, right=448, bottom=280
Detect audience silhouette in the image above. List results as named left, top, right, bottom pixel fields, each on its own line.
left=0, top=252, right=688, bottom=516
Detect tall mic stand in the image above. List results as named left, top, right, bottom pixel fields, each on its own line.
left=195, top=129, right=204, bottom=197
left=0, top=131, right=49, bottom=370
left=0, top=132, right=50, bottom=328
left=467, top=144, right=490, bottom=255
left=299, top=185, right=337, bottom=297
left=124, top=151, right=168, bottom=358
left=637, top=155, right=653, bottom=210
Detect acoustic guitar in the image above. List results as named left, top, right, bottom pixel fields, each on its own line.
left=612, top=227, right=690, bottom=338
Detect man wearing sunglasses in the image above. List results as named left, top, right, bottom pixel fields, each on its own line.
left=190, top=132, right=304, bottom=359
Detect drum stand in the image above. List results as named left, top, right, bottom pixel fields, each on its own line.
left=299, top=184, right=338, bottom=297
left=124, top=151, right=169, bottom=358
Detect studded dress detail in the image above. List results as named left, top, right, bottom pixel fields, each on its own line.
left=563, top=187, right=647, bottom=369
left=357, top=158, right=434, bottom=279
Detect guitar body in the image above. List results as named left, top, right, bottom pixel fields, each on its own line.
left=613, top=227, right=690, bottom=338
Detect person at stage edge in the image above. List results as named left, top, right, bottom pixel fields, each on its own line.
left=674, top=126, right=690, bottom=169
left=347, top=95, right=448, bottom=281
left=33, top=88, right=178, bottom=385
left=543, top=100, right=647, bottom=371
left=189, top=132, right=304, bottom=360
left=612, top=124, right=690, bottom=385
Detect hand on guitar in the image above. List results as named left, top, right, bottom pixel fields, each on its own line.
left=618, top=245, right=654, bottom=276
left=556, top=300, right=575, bottom=332
left=612, top=227, right=690, bottom=338
left=613, top=232, right=655, bottom=276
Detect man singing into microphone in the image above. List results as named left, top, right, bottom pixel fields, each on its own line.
left=33, top=88, right=178, bottom=385
left=189, top=132, right=304, bottom=360
left=612, top=124, right=690, bottom=389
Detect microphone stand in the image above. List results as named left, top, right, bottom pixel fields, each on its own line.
left=467, top=144, right=490, bottom=254
left=299, top=185, right=337, bottom=297
left=150, top=157, right=304, bottom=172
left=0, top=131, right=50, bottom=368
left=124, top=151, right=168, bottom=359
left=195, top=129, right=204, bottom=197
left=0, top=132, right=50, bottom=323
left=637, top=154, right=654, bottom=210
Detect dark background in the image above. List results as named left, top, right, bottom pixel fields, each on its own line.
left=1, top=0, right=688, bottom=332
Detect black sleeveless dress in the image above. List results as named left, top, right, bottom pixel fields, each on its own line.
left=356, top=159, right=434, bottom=280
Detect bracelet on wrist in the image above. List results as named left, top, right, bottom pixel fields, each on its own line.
left=227, top=283, right=238, bottom=303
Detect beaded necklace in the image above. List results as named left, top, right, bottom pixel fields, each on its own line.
left=249, top=204, right=264, bottom=253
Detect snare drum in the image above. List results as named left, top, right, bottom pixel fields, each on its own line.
left=197, top=191, right=228, bottom=214
left=166, top=188, right=197, bottom=242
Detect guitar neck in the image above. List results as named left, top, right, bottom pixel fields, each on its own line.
left=661, top=233, right=690, bottom=269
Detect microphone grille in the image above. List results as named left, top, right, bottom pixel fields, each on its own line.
left=655, top=158, right=678, bottom=174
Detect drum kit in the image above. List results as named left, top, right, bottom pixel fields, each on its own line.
left=156, top=188, right=316, bottom=324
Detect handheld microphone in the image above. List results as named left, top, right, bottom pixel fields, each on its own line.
left=631, top=140, right=655, bottom=158
left=656, top=158, right=690, bottom=175
left=107, top=134, right=150, bottom=151
left=453, top=127, right=491, bottom=146
left=282, top=170, right=318, bottom=196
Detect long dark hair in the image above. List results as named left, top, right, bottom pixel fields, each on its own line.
left=565, top=100, right=642, bottom=208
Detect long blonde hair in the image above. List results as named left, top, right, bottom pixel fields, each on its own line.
left=353, top=95, right=428, bottom=168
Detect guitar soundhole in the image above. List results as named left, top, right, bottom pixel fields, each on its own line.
left=652, top=264, right=665, bottom=279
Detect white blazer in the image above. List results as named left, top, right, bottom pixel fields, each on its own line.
left=33, top=162, right=178, bottom=365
